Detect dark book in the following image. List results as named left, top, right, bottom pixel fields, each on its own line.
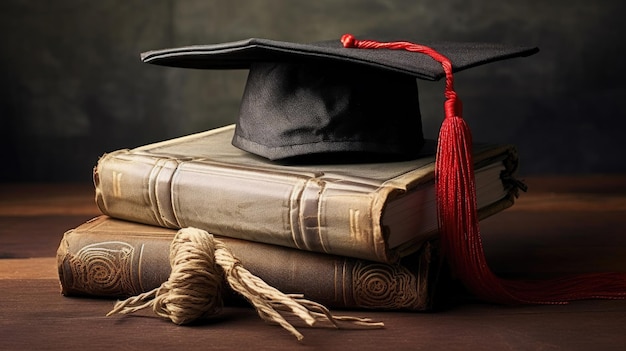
left=57, top=216, right=443, bottom=311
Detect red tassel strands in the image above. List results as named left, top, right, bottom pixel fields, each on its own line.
left=341, top=34, right=626, bottom=304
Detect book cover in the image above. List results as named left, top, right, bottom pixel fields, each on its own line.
left=94, top=124, right=522, bottom=263
left=57, top=216, right=442, bottom=311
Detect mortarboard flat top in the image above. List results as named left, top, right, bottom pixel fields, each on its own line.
left=141, top=37, right=538, bottom=81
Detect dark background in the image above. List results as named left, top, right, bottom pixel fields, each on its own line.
left=2, top=0, right=625, bottom=183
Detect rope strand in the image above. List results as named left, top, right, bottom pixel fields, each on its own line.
left=107, top=227, right=384, bottom=341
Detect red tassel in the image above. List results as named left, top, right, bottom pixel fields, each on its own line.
left=341, top=34, right=626, bottom=304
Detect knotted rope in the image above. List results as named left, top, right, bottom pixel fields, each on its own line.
left=106, top=227, right=384, bottom=340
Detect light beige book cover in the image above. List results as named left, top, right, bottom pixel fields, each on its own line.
left=94, top=124, right=522, bottom=263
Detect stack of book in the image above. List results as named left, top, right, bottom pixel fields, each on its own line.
left=56, top=124, right=523, bottom=311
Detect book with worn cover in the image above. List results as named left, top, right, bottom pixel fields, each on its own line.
left=94, top=124, right=522, bottom=263
left=57, top=215, right=442, bottom=311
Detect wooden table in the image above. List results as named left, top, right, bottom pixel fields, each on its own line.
left=1, top=177, right=626, bottom=350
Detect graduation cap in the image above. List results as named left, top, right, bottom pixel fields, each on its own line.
left=141, top=35, right=537, bottom=161
left=140, top=35, right=626, bottom=305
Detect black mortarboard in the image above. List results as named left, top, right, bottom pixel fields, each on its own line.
left=140, top=35, right=538, bottom=161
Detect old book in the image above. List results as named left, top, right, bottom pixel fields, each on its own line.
left=57, top=215, right=442, bottom=311
left=94, top=124, right=522, bottom=264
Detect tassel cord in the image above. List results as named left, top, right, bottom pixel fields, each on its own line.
left=341, top=33, right=626, bottom=305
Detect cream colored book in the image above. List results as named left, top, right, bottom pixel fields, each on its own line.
left=94, top=124, right=522, bottom=263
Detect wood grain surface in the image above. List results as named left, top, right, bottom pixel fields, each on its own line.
left=1, top=177, right=625, bottom=350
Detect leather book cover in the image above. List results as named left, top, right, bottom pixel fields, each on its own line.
left=57, top=216, right=442, bottom=311
left=94, top=124, right=522, bottom=263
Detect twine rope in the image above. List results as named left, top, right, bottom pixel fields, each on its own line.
left=107, top=227, right=384, bottom=340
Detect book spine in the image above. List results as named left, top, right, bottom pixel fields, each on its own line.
left=94, top=151, right=395, bottom=263
left=56, top=226, right=437, bottom=311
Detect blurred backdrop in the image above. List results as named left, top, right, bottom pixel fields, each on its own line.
left=2, top=0, right=625, bottom=182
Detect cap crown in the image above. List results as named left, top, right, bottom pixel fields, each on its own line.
left=233, top=61, right=424, bottom=160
